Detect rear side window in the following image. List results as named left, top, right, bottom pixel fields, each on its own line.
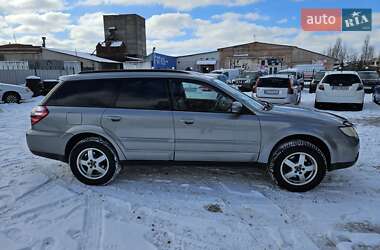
left=115, top=78, right=170, bottom=110
left=45, top=79, right=119, bottom=107
left=258, top=77, right=290, bottom=88
left=322, top=74, right=361, bottom=86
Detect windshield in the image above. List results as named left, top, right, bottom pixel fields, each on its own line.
left=314, top=72, right=325, bottom=81
left=242, top=72, right=258, bottom=79
left=358, top=72, right=379, bottom=79
left=278, top=71, right=297, bottom=77
left=212, top=79, right=264, bottom=109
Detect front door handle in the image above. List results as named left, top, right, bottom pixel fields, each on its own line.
left=105, top=115, right=121, bottom=122
left=180, top=119, right=194, bottom=125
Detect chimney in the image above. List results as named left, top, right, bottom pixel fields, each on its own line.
left=42, top=37, right=46, bottom=47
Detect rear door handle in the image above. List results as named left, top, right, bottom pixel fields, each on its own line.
left=180, top=119, right=194, bottom=125
left=105, top=115, right=121, bottom=122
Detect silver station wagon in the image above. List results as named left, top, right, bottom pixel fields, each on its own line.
left=26, top=70, right=359, bottom=192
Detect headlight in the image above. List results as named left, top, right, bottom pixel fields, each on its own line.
left=339, top=126, right=358, bottom=138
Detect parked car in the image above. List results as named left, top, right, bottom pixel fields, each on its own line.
left=232, top=71, right=262, bottom=92
left=357, top=71, right=380, bottom=93
left=204, top=73, right=228, bottom=83
left=295, top=64, right=325, bottom=83
left=373, top=85, right=380, bottom=105
left=309, top=71, right=327, bottom=93
left=0, top=82, right=33, bottom=103
left=278, top=68, right=304, bottom=89
left=253, top=75, right=301, bottom=105
left=315, top=71, right=365, bottom=111
left=27, top=69, right=359, bottom=192
left=25, top=76, right=42, bottom=97
left=211, top=69, right=240, bottom=83
left=41, top=79, right=60, bottom=96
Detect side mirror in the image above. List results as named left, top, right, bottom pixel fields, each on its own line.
left=231, top=101, right=243, bottom=114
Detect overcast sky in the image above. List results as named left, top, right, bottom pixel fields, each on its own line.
left=0, top=0, right=379, bottom=56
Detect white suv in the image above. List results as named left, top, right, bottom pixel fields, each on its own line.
left=315, top=71, right=365, bottom=111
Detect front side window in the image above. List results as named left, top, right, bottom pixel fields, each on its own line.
left=115, top=78, right=170, bottom=110
left=171, top=80, right=234, bottom=113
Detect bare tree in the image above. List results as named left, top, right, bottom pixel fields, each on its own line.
left=326, top=38, right=347, bottom=62
left=360, top=35, right=375, bottom=63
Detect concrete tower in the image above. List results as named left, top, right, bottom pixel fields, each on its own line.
left=102, top=14, right=146, bottom=59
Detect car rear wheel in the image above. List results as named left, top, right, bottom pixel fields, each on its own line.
left=269, top=140, right=327, bottom=192
left=3, top=92, right=20, bottom=103
left=69, top=137, right=121, bottom=185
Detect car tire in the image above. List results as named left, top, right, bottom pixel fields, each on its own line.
left=355, top=103, right=364, bottom=111
left=314, top=101, right=322, bottom=109
left=3, top=92, right=20, bottom=103
left=269, top=140, right=327, bottom=192
left=69, top=137, right=121, bottom=185
left=296, top=93, right=301, bottom=105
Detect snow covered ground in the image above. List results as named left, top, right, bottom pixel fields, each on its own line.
left=0, top=91, right=379, bottom=250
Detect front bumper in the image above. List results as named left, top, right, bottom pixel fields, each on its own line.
left=21, top=91, right=33, bottom=100
left=329, top=152, right=359, bottom=171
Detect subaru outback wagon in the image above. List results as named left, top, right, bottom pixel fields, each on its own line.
left=26, top=70, right=359, bottom=192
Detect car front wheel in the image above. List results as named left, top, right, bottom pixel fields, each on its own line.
left=3, top=92, right=20, bottom=103
left=69, top=137, right=121, bottom=185
left=269, top=140, right=327, bottom=192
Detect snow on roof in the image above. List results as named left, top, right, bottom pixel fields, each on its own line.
left=45, top=48, right=121, bottom=64
left=26, top=75, right=41, bottom=80
left=110, top=41, right=123, bottom=47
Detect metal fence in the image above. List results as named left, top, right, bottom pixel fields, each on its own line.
left=0, top=69, right=76, bottom=85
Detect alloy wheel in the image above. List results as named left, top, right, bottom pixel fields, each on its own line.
left=280, top=152, right=318, bottom=186
left=76, top=148, right=109, bottom=180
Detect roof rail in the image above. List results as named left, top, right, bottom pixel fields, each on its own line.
left=78, top=69, right=191, bottom=74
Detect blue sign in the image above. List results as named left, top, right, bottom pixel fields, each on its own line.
left=152, top=53, right=176, bottom=69
left=342, top=9, right=372, bottom=31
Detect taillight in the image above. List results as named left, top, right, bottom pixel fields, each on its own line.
left=318, top=84, right=325, bottom=90
left=253, top=79, right=260, bottom=93
left=288, top=80, right=294, bottom=94
left=357, top=84, right=364, bottom=91
left=31, top=106, right=49, bottom=125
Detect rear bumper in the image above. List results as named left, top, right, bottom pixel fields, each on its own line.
left=254, top=94, right=297, bottom=104
left=26, top=129, right=66, bottom=162
left=316, top=91, right=364, bottom=104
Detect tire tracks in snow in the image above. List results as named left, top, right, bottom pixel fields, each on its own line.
left=80, top=192, right=104, bottom=250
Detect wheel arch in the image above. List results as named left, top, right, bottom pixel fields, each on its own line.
left=64, top=132, right=125, bottom=162
left=267, top=134, right=331, bottom=167
left=2, top=91, right=21, bottom=101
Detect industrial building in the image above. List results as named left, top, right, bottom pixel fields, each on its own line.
left=176, top=51, right=219, bottom=72
left=176, top=42, right=336, bottom=74
left=96, top=14, right=147, bottom=61
left=0, top=43, right=122, bottom=71
left=0, top=43, right=122, bottom=84
left=218, top=41, right=336, bottom=73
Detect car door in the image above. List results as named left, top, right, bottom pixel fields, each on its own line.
left=170, top=78, right=260, bottom=162
left=101, top=78, right=174, bottom=161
